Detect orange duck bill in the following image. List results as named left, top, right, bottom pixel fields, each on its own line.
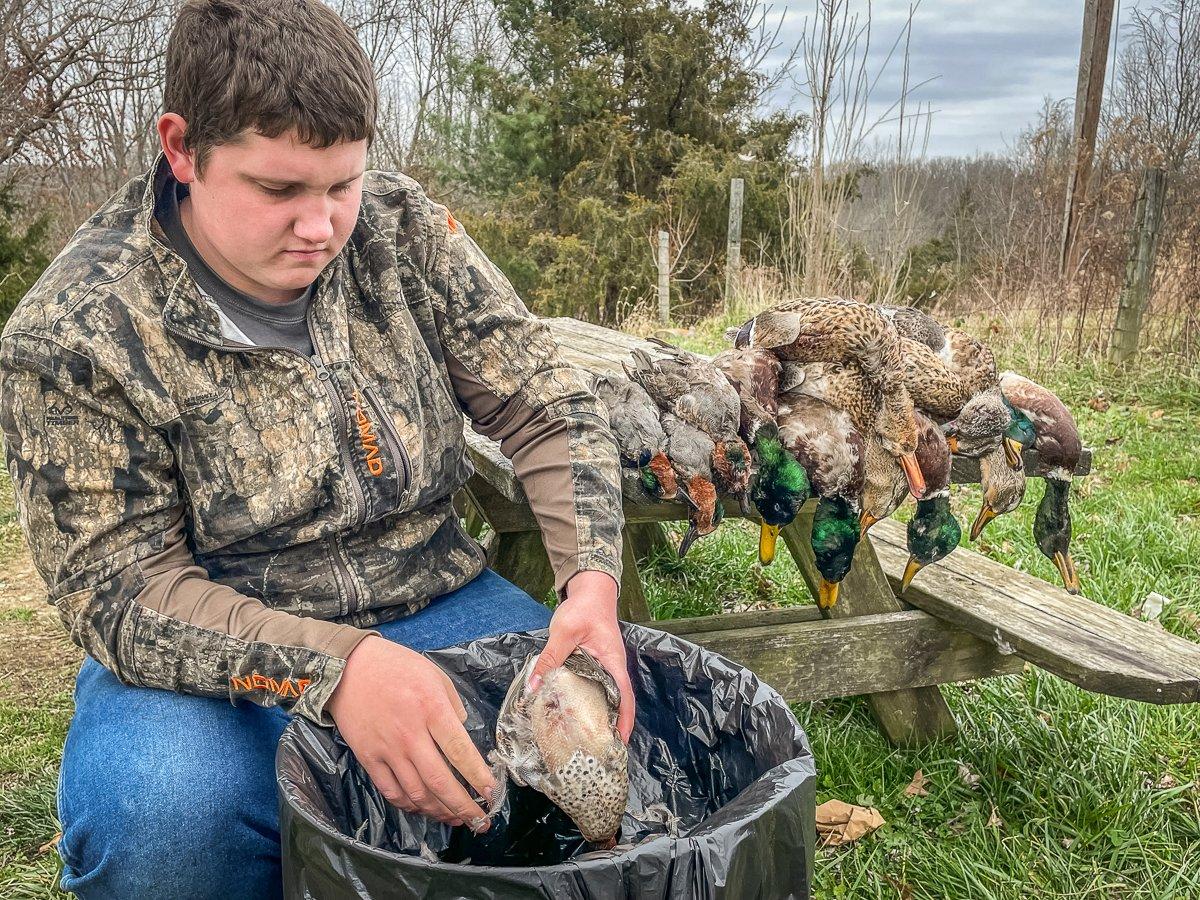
left=900, top=556, right=924, bottom=593
left=1053, top=550, right=1081, bottom=594
left=899, top=453, right=927, bottom=499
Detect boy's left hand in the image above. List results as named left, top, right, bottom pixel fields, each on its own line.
left=527, top=570, right=635, bottom=743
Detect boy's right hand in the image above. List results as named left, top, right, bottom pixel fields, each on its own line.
left=327, top=635, right=494, bottom=830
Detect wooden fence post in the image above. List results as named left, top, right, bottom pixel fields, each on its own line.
left=657, top=230, right=670, bottom=324
left=724, top=177, right=744, bottom=311
left=1110, top=167, right=1167, bottom=365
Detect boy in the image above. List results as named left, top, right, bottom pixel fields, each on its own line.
left=0, top=1, right=631, bottom=896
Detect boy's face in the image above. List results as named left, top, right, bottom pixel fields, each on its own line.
left=161, top=119, right=368, bottom=304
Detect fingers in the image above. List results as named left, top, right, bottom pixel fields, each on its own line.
left=441, top=672, right=468, bottom=723
left=429, top=707, right=496, bottom=804
left=408, top=733, right=491, bottom=829
left=390, top=752, right=466, bottom=826
left=527, top=628, right=574, bottom=692
left=613, top=663, right=636, bottom=743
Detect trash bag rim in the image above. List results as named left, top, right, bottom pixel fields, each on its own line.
left=279, top=737, right=814, bottom=874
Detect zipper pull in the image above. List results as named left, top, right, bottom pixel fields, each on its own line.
left=311, top=356, right=332, bottom=380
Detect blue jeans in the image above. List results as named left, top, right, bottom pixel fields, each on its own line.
left=56, top=568, right=552, bottom=900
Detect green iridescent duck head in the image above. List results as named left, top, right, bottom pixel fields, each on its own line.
left=810, top=495, right=860, bottom=609
left=750, top=425, right=812, bottom=565
left=902, top=495, right=962, bottom=592
left=1000, top=395, right=1036, bottom=469
left=1034, top=476, right=1080, bottom=594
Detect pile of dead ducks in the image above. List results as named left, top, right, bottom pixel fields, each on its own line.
left=591, top=297, right=1084, bottom=608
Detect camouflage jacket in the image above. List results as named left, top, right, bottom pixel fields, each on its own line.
left=0, top=154, right=623, bottom=724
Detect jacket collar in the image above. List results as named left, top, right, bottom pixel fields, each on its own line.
left=137, top=151, right=344, bottom=352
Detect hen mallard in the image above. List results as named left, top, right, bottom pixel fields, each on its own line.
left=884, top=306, right=1022, bottom=467
left=776, top=390, right=865, bottom=609
left=999, top=371, right=1083, bottom=593
left=859, top=435, right=909, bottom=538
left=901, top=411, right=963, bottom=592
left=730, top=297, right=927, bottom=498
left=969, top=440, right=1027, bottom=540
left=589, top=373, right=679, bottom=501
left=712, top=347, right=813, bottom=562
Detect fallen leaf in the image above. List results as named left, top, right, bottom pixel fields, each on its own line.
left=37, top=832, right=61, bottom=856
left=815, top=799, right=886, bottom=846
left=1177, top=609, right=1200, bottom=636
left=1151, top=409, right=1165, bottom=419
left=986, top=805, right=1004, bottom=828
left=1157, top=773, right=1179, bottom=789
left=1087, top=394, right=1110, bottom=412
left=1037, top=710, right=1053, bottom=726
left=903, top=769, right=930, bottom=797
left=883, top=873, right=914, bottom=899
left=1061, top=836, right=1075, bottom=849
left=958, top=763, right=981, bottom=788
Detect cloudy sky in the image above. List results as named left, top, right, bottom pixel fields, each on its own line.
left=765, top=0, right=1138, bottom=158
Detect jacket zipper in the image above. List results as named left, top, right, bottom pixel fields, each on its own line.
left=162, top=309, right=367, bottom=616
left=361, top=383, right=412, bottom=500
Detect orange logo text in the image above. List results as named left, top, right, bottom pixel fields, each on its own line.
left=351, top=390, right=385, bottom=476
left=230, top=673, right=312, bottom=698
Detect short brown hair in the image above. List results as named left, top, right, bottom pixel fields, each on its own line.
left=164, top=0, right=377, bottom=175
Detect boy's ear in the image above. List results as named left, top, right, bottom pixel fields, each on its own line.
left=158, top=113, right=198, bottom=183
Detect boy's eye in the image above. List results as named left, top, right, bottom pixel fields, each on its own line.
left=260, top=183, right=354, bottom=196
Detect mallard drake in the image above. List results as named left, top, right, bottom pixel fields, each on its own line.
left=731, top=297, right=927, bottom=498
left=998, top=371, right=1083, bottom=593
left=901, top=411, right=963, bottom=591
left=969, top=440, right=1027, bottom=540
left=712, top=348, right=813, bottom=563
left=589, top=373, right=679, bottom=501
left=776, top=390, right=865, bottom=609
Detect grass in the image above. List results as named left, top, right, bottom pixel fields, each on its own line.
left=1, top=311, right=1198, bottom=897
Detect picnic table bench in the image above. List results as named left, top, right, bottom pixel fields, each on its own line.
left=457, top=318, right=1200, bottom=746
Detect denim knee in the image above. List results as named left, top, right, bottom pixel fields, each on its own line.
left=58, top=742, right=282, bottom=900
left=58, top=661, right=285, bottom=900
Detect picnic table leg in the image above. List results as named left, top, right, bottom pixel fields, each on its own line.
left=780, top=505, right=959, bottom=748
left=488, top=530, right=555, bottom=604
left=619, top=529, right=654, bottom=623
left=627, top=522, right=674, bottom=562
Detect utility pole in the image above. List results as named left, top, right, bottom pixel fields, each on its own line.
left=1059, top=0, right=1116, bottom=278
left=724, top=178, right=744, bottom=311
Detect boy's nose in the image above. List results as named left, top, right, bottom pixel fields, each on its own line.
left=293, top=197, right=335, bottom=245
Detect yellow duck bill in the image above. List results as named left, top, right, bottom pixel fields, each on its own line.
left=758, top=523, right=782, bottom=565
left=900, top=556, right=924, bottom=593
left=1053, top=550, right=1081, bottom=594
left=969, top=504, right=997, bottom=541
left=1003, top=437, right=1024, bottom=470
left=816, top=577, right=840, bottom=609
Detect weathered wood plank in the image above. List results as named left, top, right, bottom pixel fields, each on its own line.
left=870, top=518, right=1200, bottom=704
left=780, top=504, right=961, bottom=746
left=656, top=608, right=1024, bottom=703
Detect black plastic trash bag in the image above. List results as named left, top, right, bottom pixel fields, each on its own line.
left=277, top=622, right=817, bottom=899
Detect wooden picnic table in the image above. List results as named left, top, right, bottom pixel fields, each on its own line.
left=458, top=318, right=1200, bottom=747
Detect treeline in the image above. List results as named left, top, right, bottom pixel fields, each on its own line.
left=1, top=0, right=1198, bottom=363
